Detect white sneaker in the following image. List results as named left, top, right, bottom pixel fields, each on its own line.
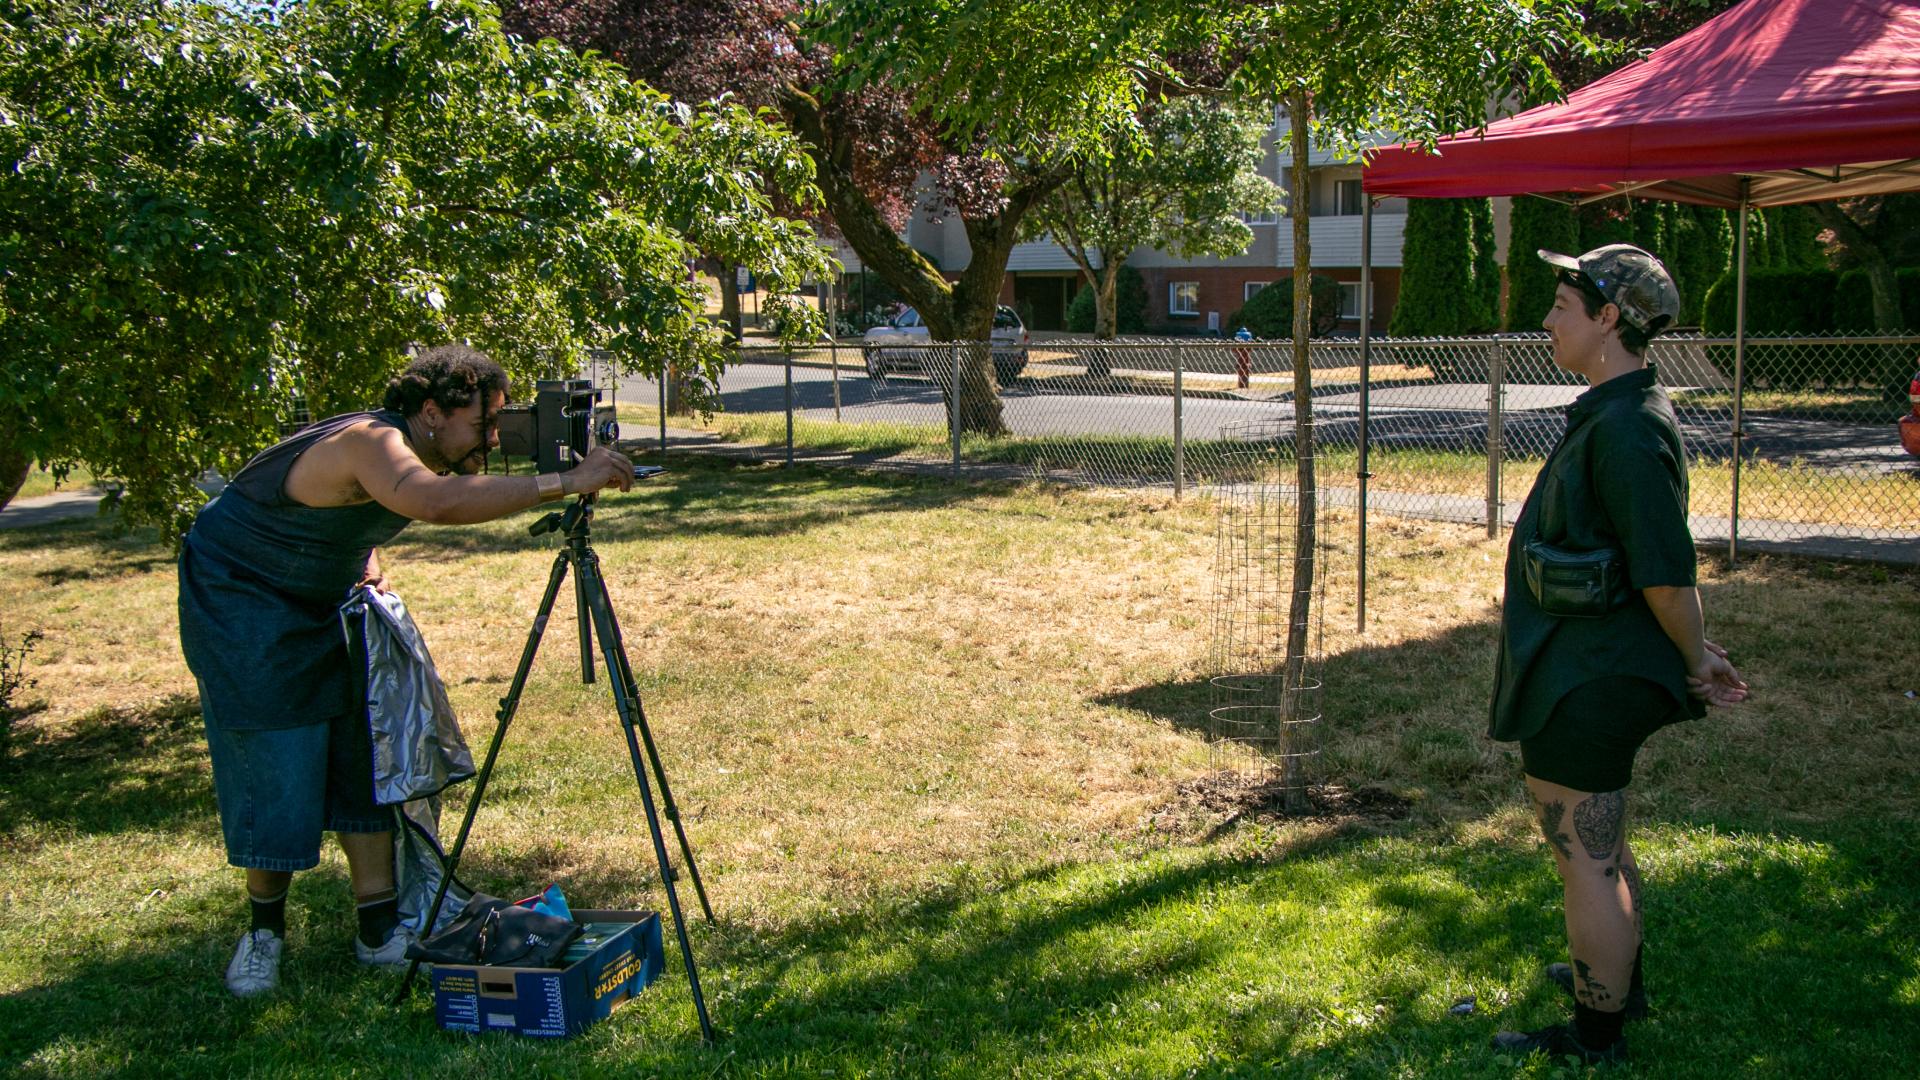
left=353, top=923, right=418, bottom=968
left=225, top=929, right=283, bottom=997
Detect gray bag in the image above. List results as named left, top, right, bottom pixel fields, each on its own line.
left=340, top=585, right=476, bottom=934
left=340, top=586, right=475, bottom=804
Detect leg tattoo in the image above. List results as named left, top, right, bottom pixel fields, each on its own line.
left=1621, top=860, right=1644, bottom=934
left=1536, top=798, right=1574, bottom=861
left=1573, top=790, right=1626, bottom=861
left=1573, top=957, right=1613, bottom=1008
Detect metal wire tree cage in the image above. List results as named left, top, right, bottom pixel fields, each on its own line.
left=1206, top=419, right=1328, bottom=811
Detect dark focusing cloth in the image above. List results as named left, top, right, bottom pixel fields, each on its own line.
left=1489, top=366, right=1708, bottom=744
left=178, top=410, right=415, bottom=731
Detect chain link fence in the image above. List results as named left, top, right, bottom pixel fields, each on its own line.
left=602, top=333, right=1920, bottom=562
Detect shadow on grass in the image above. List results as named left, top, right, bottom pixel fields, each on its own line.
left=390, top=455, right=1019, bottom=559
left=5, top=820, right=1914, bottom=1077
left=0, top=693, right=210, bottom=842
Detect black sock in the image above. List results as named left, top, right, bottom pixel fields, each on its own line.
left=1630, top=944, right=1644, bottom=998
left=249, top=889, right=288, bottom=938
left=356, top=893, right=399, bottom=948
left=1574, top=1002, right=1626, bottom=1048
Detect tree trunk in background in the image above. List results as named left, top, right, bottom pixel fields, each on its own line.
left=1088, top=261, right=1120, bottom=376
left=708, top=257, right=744, bottom=343
left=1812, top=202, right=1908, bottom=396
left=0, top=432, right=28, bottom=514
left=1280, top=93, right=1317, bottom=814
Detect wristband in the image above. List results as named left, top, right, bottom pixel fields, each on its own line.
left=536, top=472, right=565, bottom=502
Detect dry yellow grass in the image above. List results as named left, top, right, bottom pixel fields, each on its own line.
left=2, top=458, right=1913, bottom=931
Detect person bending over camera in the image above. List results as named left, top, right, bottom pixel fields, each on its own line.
left=1487, top=246, right=1748, bottom=1064
left=177, top=344, right=637, bottom=998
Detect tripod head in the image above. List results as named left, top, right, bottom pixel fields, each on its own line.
left=527, top=465, right=666, bottom=538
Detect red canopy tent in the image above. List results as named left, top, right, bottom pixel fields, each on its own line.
left=1344, top=0, right=1920, bottom=580
left=1363, top=0, right=1920, bottom=208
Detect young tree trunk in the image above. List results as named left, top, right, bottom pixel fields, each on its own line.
left=1279, top=94, right=1317, bottom=814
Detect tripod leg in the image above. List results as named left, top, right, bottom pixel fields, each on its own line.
left=585, top=564, right=715, bottom=923
left=578, top=554, right=717, bottom=1044
left=574, top=550, right=596, bottom=684
left=393, top=547, right=573, bottom=1004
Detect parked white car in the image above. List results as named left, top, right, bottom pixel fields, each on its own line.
left=863, top=306, right=1030, bottom=383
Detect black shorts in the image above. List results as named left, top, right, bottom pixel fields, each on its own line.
left=1520, top=676, right=1678, bottom=793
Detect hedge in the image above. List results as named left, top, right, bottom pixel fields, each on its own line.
left=1065, top=265, right=1150, bottom=335
left=1391, top=197, right=1497, bottom=336
left=1833, top=267, right=1920, bottom=332
left=1226, top=273, right=1341, bottom=339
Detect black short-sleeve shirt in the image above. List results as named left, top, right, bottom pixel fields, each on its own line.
left=1488, top=366, right=1709, bottom=742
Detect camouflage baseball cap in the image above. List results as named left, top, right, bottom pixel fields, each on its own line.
left=1538, top=244, right=1681, bottom=336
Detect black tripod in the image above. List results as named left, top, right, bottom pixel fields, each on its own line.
left=397, top=486, right=716, bottom=1043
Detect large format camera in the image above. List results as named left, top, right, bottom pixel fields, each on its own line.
left=495, top=379, right=621, bottom=474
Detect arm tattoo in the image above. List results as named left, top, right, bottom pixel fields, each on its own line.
left=392, top=465, right=433, bottom=493
left=1536, top=799, right=1574, bottom=861
left=1574, top=790, right=1627, bottom=860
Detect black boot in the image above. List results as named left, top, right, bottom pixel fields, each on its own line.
left=1491, top=1021, right=1628, bottom=1065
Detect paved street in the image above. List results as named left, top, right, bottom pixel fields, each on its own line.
left=606, top=362, right=1916, bottom=475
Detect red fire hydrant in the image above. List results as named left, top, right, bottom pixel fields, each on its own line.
left=1900, top=369, right=1920, bottom=457
left=1232, top=327, right=1254, bottom=389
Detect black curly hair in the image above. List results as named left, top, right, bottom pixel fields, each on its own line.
left=383, top=345, right=510, bottom=417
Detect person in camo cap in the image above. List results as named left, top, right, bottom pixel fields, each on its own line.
left=1487, top=244, right=1749, bottom=1064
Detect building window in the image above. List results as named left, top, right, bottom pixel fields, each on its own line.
left=1240, top=210, right=1279, bottom=226
left=1336, top=179, right=1366, bottom=217
left=1338, top=282, right=1374, bottom=320
left=1244, top=281, right=1270, bottom=302
left=1169, top=282, right=1200, bottom=317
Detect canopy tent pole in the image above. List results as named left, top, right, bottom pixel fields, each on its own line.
left=1356, top=195, right=1374, bottom=634
left=1729, top=180, right=1751, bottom=566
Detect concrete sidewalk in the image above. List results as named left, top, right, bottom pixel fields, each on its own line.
left=0, top=490, right=115, bottom=530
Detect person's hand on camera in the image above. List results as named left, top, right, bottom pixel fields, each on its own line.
left=565, top=446, right=636, bottom=495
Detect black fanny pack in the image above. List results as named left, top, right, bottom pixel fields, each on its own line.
left=1522, top=539, right=1630, bottom=618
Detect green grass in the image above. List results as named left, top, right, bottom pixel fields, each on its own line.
left=13, top=464, right=101, bottom=501
left=1, top=456, right=1915, bottom=1076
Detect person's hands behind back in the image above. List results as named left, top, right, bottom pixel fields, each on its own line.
left=1687, top=639, right=1749, bottom=707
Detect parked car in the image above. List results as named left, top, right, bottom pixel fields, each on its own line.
left=864, top=305, right=1030, bottom=383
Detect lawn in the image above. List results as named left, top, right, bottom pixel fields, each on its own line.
left=0, top=456, right=1915, bottom=1077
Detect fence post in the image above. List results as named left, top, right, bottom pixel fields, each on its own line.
left=784, top=348, right=795, bottom=468
left=950, top=343, right=963, bottom=474
left=1729, top=184, right=1751, bottom=567
left=1173, top=340, right=1185, bottom=499
left=829, top=335, right=842, bottom=422
left=658, top=356, right=668, bottom=455
left=1486, top=335, right=1506, bottom=539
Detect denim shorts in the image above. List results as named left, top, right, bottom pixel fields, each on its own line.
left=202, top=708, right=391, bottom=871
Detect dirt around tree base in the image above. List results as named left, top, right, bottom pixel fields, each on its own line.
left=1147, top=770, right=1412, bottom=838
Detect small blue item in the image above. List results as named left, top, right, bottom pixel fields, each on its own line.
left=518, top=884, right=572, bottom=922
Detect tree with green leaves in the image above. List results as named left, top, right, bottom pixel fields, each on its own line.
left=0, top=0, right=827, bottom=530
left=825, top=0, right=1604, bottom=806
left=1023, top=98, right=1281, bottom=344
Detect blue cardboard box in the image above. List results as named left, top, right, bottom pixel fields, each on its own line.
left=431, top=909, right=663, bottom=1037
